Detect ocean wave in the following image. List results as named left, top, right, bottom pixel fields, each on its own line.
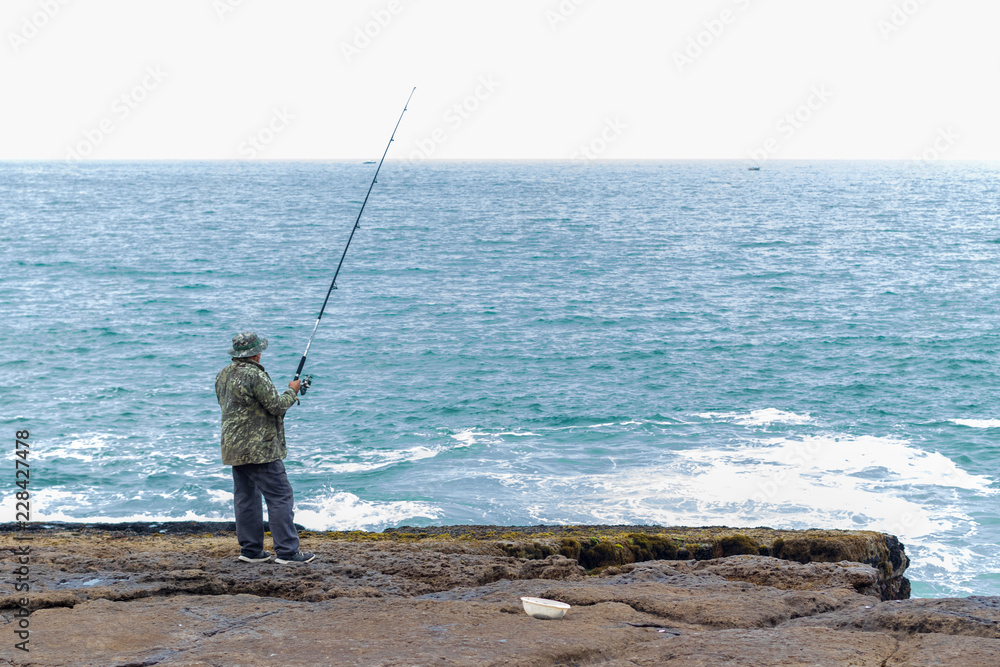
left=680, top=435, right=995, bottom=493
left=4, top=488, right=95, bottom=520
left=449, top=428, right=539, bottom=447
left=32, top=433, right=131, bottom=464
left=0, top=507, right=228, bottom=524
left=499, top=432, right=995, bottom=596
left=0, top=486, right=440, bottom=533
left=949, top=419, right=1000, bottom=428
left=313, top=445, right=444, bottom=474
left=450, top=429, right=494, bottom=447
left=206, top=489, right=233, bottom=504
left=695, top=409, right=813, bottom=426
left=294, top=490, right=442, bottom=531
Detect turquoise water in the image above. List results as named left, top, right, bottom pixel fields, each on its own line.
left=2, top=160, right=999, bottom=598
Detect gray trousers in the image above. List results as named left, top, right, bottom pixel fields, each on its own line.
left=232, top=459, right=300, bottom=558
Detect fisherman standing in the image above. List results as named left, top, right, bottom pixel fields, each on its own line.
left=216, top=331, right=315, bottom=564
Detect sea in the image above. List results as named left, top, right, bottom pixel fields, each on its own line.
left=2, top=160, right=999, bottom=599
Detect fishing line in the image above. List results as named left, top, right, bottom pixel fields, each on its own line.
left=293, top=87, right=416, bottom=393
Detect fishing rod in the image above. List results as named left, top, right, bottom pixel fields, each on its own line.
left=293, top=86, right=416, bottom=394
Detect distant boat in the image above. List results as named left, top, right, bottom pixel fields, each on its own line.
left=363, top=160, right=376, bottom=164
left=748, top=166, right=761, bottom=171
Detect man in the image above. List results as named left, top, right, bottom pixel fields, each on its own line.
left=216, top=331, right=315, bottom=564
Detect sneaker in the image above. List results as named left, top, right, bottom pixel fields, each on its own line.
left=275, top=550, right=316, bottom=564
left=238, top=550, right=272, bottom=563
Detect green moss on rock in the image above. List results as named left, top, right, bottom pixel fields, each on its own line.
left=375, top=525, right=908, bottom=600
left=717, top=534, right=759, bottom=557
left=559, top=538, right=582, bottom=560
left=579, top=540, right=634, bottom=569
left=628, top=533, right=679, bottom=561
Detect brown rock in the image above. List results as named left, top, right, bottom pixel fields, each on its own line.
left=544, top=580, right=864, bottom=630
left=889, top=633, right=1000, bottom=665
left=788, top=596, right=1000, bottom=638
left=683, top=554, right=882, bottom=597
left=4, top=524, right=996, bottom=666
left=0, top=590, right=78, bottom=612
left=387, top=524, right=910, bottom=600
left=517, top=554, right=586, bottom=580
left=12, top=595, right=665, bottom=667
left=606, top=627, right=899, bottom=666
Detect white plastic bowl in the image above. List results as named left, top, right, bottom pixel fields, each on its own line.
left=520, top=596, right=571, bottom=620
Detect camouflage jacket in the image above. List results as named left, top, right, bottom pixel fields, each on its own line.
left=215, top=359, right=298, bottom=466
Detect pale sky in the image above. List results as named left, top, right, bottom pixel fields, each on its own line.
left=1, top=0, right=997, bottom=161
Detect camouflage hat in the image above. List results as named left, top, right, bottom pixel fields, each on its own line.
left=228, top=331, right=268, bottom=358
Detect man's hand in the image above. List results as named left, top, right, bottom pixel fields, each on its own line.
left=289, top=379, right=302, bottom=394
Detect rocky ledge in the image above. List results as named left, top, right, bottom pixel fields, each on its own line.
left=1, top=523, right=997, bottom=666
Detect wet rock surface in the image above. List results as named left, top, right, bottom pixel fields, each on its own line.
left=0, top=524, right=995, bottom=666
left=786, top=595, right=1000, bottom=638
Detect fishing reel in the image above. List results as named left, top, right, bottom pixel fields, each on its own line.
left=299, top=375, right=313, bottom=395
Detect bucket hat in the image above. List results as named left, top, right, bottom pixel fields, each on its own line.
left=228, top=331, right=268, bottom=358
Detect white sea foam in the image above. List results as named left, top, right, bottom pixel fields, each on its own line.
left=507, top=432, right=996, bottom=594
left=584, top=421, right=643, bottom=428
left=315, top=446, right=443, bottom=474
left=539, top=435, right=992, bottom=533
left=294, top=490, right=442, bottom=531
left=451, top=428, right=506, bottom=446
left=0, top=485, right=438, bottom=533
left=696, top=409, right=813, bottom=426
left=950, top=419, right=1000, bottom=428
left=450, top=429, right=484, bottom=447
left=0, top=506, right=229, bottom=524
left=449, top=428, right=539, bottom=448
left=681, top=435, right=995, bottom=494
left=32, top=433, right=129, bottom=463
left=0, top=488, right=89, bottom=524
left=206, top=489, right=233, bottom=504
